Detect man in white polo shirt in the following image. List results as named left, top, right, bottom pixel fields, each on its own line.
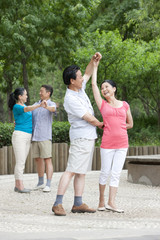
left=52, top=53, right=103, bottom=216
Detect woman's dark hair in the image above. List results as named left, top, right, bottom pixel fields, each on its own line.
left=41, top=84, right=53, bottom=97
left=100, top=80, right=117, bottom=95
left=63, top=65, right=80, bottom=85
left=8, top=87, right=25, bottom=110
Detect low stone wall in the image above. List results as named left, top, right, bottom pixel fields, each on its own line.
left=0, top=144, right=160, bottom=175
left=127, top=155, right=160, bottom=186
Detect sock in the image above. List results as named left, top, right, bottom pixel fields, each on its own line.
left=46, top=179, right=51, bottom=187
left=37, top=176, right=44, bottom=186
left=74, top=196, right=82, bottom=206
left=54, top=195, right=63, bottom=206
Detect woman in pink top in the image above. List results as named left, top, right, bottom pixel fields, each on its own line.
left=92, top=53, right=133, bottom=213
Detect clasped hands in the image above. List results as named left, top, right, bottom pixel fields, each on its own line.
left=40, top=100, right=48, bottom=108
left=92, top=52, right=102, bottom=67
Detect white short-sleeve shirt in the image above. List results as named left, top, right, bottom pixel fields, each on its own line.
left=63, top=80, right=97, bottom=141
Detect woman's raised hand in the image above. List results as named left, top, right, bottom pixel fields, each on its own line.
left=92, top=52, right=102, bottom=67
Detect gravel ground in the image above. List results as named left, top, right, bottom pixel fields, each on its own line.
left=0, top=170, right=160, bottom=240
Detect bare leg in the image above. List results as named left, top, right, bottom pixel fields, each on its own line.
left=73, top=174, right=85, bottom=196
left=108, top=186, right=118, bottom=209
left=98, top=184, right=106, bottom=208
left=15, top=180, right=24, bottom=190
left=35, top=158, right=45, bottom=177
left=45, top=158, right=53, bottom=180
left=57, top=171, right=75, bottom=195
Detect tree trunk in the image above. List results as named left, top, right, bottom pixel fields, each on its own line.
left=142, top=101, right=150, bottom=117
left=21, top=47, right=30, bottom=105
left=121, top=85, right=128, bottom=101
left=3, top=74, right=13, bottom=122
left=7, top=92, right=13, bottom=122
left=22, top=58, right=30, bottom=105
left=158, top=101, right=160, bottom=129
left=0, top=94, right=4, bottom=122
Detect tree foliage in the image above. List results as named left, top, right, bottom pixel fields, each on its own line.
left=71, top=30, right=160, bottom=126
left=0, top=0, right=99, bottom=120
left=0, top=0, right=160, bottom=131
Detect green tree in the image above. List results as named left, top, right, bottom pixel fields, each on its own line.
left=0, top=0, right=99, bottom=121
left=72, top=30, right=160, bottom=127
left=89, top=0, right=140, bottom=40
left=89, top=0, right=160, bottom=42
left=125, top=0, right=160, bottom=41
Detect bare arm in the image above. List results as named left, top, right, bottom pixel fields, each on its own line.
left=42, top=100, right=56, bottom=112
left=83, top=52, right=102, bottom=83
left=83, top=58, right=94, bottom=83
left=126, top=107, right=133, bottom=129
left=24, top=104, right=41, bottom=112
left=45, top=106, right=56, bottom=112
left=24, top=100, right=56, bottom=113
left=92, top=67, right=103, bottom=110
left=82, top=112, right=103, bottom=128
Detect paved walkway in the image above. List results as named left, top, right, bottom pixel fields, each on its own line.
left=0, top=170, right=160, bottom=240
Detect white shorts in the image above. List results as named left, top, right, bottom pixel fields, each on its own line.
left=66, top=138, right=95, bottom=174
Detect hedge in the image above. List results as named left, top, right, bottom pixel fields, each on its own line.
left=0, top=122, right=14, bottom=148
left=127, top=117, right=160, bottom=146
left=52, top=121, right=70, bottom=143
left=0, top=118, right=160, bottom=148
left=0, top=121, right=70, bottom=148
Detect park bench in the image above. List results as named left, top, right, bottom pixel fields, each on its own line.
left=126, top=154, right=160, bottom=186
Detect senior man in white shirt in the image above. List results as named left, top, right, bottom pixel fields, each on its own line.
left=52, top=53, right=103, bottom=216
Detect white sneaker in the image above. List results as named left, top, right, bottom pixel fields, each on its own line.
left=33, top=183, right=45, bottom=190
left=43, top=186, right=51, bottom=192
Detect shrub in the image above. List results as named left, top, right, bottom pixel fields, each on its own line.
left=0, top=122, right=14, bottom=148
left=0, top=117, right=159, bottom=147
left=52, top=121, right=70, bottom=143
left=128, top=116, right=160, bottom=146
left=0, top=121, right=70, bottom=147
left=128, top=126, right=160, bottom=146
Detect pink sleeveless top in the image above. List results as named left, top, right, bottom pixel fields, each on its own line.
left=100, top=100, right=129, bottom=149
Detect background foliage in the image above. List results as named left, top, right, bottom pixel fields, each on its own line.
left=0, top=0, right=160, bottom=146
left=0, top=120, right=159, bottom=148
left=0, top=122, right=70, bottom=147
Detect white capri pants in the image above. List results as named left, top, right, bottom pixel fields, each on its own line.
left=12, top=131, right=32, bottom=180
left=99, top=148, right=128, bottom=187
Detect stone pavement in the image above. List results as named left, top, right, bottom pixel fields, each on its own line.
left=0, top=170, right=160, bottom=240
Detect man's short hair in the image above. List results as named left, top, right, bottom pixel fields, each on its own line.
left=41, top=85, right=53, bottom=97
left=63, top=65, right=80, bottom=85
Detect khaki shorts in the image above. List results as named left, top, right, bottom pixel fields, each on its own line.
left=32, top=140, right=52, bottom=159
left=66, top=138, right=95, bottom=174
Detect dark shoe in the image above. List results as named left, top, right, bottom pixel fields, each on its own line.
left=52, top=204, right=66, bottom=216
left=71, top=203, right=96, bottom=213
left=14, top=187, right=30, bottom=193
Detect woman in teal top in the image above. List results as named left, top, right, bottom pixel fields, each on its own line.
left=13, top=104, right=32, bottom=134
left=8, top=88, right=43, bottom=193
